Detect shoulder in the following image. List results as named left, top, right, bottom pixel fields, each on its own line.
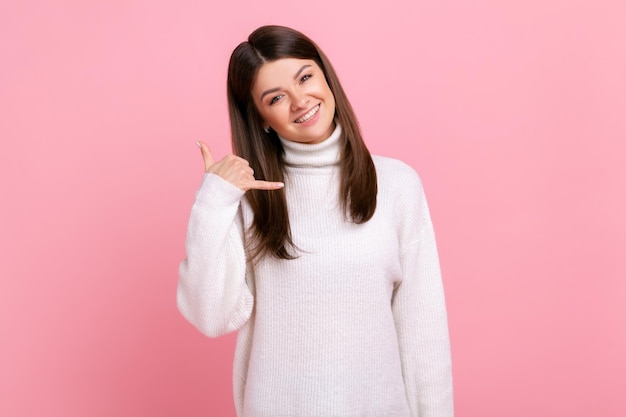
left=372, top=155, right=432, bottom=243
left=372, top=155, right=424, bottom=194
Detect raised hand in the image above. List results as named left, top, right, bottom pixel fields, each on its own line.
left=196, top=141, right=284, bottom=191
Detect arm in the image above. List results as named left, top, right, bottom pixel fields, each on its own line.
left=177, top=173, right=253, bottom=337
left=392, top=174, right=454, bottom=417
left=177, top=142, right=284, bottom=337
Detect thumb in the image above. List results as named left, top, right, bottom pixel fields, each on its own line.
left=196, top=141, right=215, bottom=171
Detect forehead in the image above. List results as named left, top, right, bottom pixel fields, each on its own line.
left=252, top=58, right=319, bottom=91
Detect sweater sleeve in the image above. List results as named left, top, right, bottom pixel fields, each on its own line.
left=391, top=173, right=454, bottom=417
left=177, top=173, right=254, bottom=337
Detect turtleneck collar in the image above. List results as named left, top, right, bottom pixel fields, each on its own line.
left=278, top=124, right=342, bottom=168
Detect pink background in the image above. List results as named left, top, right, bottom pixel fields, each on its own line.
left=1, top=1, right=625, bottom=416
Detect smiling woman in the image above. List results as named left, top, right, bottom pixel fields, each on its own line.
left=177, top=25, right=453, bottom=417
left=252, top=59, right=336, bottom=144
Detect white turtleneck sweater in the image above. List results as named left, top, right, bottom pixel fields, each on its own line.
left=177, top=125, right=453, bottom=417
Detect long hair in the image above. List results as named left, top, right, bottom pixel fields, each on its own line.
left=227, top=25, right=377, bottom=261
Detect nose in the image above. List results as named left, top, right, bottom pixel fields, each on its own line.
left=291, top=93, right=310, bottom=111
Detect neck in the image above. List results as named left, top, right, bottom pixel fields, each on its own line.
left=279, top=124, right=343, bottom=168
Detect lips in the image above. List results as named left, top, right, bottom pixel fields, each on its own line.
left=294, top=104, right=320, bottom=123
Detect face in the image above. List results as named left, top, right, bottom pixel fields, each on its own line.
left=251, top=58, right=336, bottom=144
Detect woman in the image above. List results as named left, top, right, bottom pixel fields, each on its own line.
left=178, top=25, right=453, bottom=417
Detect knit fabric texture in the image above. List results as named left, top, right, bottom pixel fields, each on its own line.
left=177, top=125, right=454, bottom=417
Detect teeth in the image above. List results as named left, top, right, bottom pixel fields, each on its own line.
left=295, top=105, right=319, bottom=123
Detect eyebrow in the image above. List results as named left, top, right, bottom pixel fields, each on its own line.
left=259, top=65, right=313, bottom=101
left=293, top=64, right=312, bottom=81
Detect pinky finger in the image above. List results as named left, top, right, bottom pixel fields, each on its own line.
left=248, top=180, right=285, bottom=191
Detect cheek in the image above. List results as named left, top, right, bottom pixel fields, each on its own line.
left=258, top=106, right=275, bottom=121
left=262, top=107, right=288, bottom=126
left=322, top=83, right=334, bottom=102
left=326, top=88, right=336, bottom=109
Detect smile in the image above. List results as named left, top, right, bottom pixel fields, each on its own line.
left=294, top=104, right=320, bottom=123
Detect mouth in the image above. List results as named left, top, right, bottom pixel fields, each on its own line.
left=294, top=104, right=320, bottom=123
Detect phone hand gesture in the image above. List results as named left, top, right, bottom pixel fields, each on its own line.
left=196, top=141, right=284, bottom=191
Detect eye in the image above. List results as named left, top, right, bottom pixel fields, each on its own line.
left=269, top=95, right=282, bottom=105
left=300, top=74, right=312, bottom=84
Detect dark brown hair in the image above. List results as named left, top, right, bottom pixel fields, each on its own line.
left=227, top=25, right=377, bottom=261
